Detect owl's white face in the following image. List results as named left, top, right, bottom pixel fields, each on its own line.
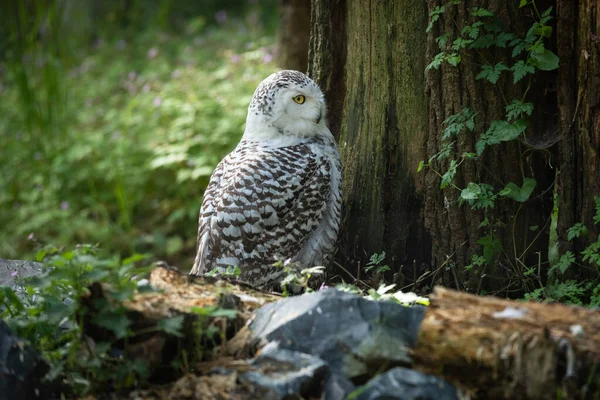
left=243, top=70, right=330, bottom=142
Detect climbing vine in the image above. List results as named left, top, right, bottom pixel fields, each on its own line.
left=421, top=1, right=600, bottom=304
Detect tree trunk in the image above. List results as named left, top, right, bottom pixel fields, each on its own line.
left=309, top=0, right=599, bottom=296
left=308, top=0, right=431, bottom=285
left=556, top=0, right=600, bottom=264
left=277, top=0, right=311, bottom=72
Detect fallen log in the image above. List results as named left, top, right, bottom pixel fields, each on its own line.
left=80, top=264, right=280, bottom=380
left=78, top=266, right=600, bottom=399
left=414, top=287, right=600, bottom=399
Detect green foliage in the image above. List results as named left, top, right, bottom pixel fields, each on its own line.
left=0, top=246, right=157, bottom=395
left=422, top=1, right=600, bottom=305
left=365, top=252, right=391, bottom=274
left=0, top=2, right=277, bottom=266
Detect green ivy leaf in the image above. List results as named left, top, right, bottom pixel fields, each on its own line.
left=501, top=177, right=537, bottom=202
left=417, top=160, right=425, bottom=173
left=519, top=0, right=528, bottom=7
left=530, top=49, right=559, bottom=71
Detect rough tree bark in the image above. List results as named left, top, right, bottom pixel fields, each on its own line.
left=308, top=0, right=430, bottom=284
left=423, top=1, right=556, bottom=294
left=309, top=0, right=599, bottom=295
left=556, top=0, right=600, bottom=263
left=277, top=0, right=311, bottom=72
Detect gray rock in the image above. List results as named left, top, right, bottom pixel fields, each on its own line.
left=249, top=288, right=425, bottom=379
left=0, top=319, right=54, bottom=400
left=0, top=259, right=43, bottom=287
left=240, top=348, right=328, bottom=399
left=351, top=367, right=459, bottom=400
left=324, top=373, right=356, bottom=400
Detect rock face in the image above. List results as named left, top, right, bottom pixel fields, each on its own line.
left=0, top=320, right=54, bottom=400
left=352, top=367, right=459, bottom=400
left=246, top=288, right=458, bottom=400
left=0, top=259, right=43, bottom=287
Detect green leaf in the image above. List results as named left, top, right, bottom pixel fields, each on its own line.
left=519, top=0, right=528, bottom=8
left=511, top=60, right=536, bottom=83
left=477, top=234, right=502, bottom=264
left=92, top=310, right=131, bottom=339
left=491, top=119, right=527, bottom=142
left=470, top=33, right=495, bottom=49
left=427, top=6, right=446, bottom=33
left=476, top=62, right=509, bottom=84
left=452, top=38, right=473, bottom=51
left=122, top=253, right=149, bottom=265
left=461, top=24, right=481, bottom=40
left=505, top=100, right=534, bottom=121
left=535, top=25, right=552, bottom=38
left=471, top=7, right=494, bottom=17
left=530, top=49, right=559, bottom=71
left=446, top=53, right=461, bottom=67
left=460, top=182, right=481, bottom=200
left=440, top=160, right=457, bottom=189
left=542, top=6, right=554, bottom=17
left=549, top=251, right=575, bottom=276
left=436, top=33, right=451, bottom=49
left=157, top=316, right=185, bottom=337
left=426, top=52, right=445, bottom=71
left=501, top=177, right=537, bottom=202
left=209, top=308, right=238, bottom=318
left=495, top=32, right=516, bottom=48
left=567, top=222, right=587, bottom=241
left=36, top=250, right=47, bottom=262
left=511, top=40, right=528, bottom=58
left=417, top=160, right=425, bottom=173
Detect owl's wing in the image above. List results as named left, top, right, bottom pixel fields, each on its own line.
left=191, top=143, right=331, bottom=284
left=190, top=159, right=225, bottom=275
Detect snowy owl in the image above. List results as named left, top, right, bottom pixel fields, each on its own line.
left=190, top=70, right=342, bottom=288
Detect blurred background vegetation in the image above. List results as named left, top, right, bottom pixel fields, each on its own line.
left=0, top=0, right=281, bottom=266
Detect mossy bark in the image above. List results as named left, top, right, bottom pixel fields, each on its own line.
left=424, top=1, right=557, bottom=294
left=309, top=0, right=598, bottom=293
left=309, top=0, right=430, bottom=284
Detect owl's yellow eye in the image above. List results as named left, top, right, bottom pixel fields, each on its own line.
left=292, top=95, right=306, bottom=104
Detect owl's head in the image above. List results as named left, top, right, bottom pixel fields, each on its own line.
left=243, top=70, right=330, bottom=141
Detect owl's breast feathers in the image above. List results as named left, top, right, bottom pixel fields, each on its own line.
left=191, top=138, right=341, bottom=287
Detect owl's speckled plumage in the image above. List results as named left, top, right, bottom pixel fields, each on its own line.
left=190, top=70, right=342, bottom=288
